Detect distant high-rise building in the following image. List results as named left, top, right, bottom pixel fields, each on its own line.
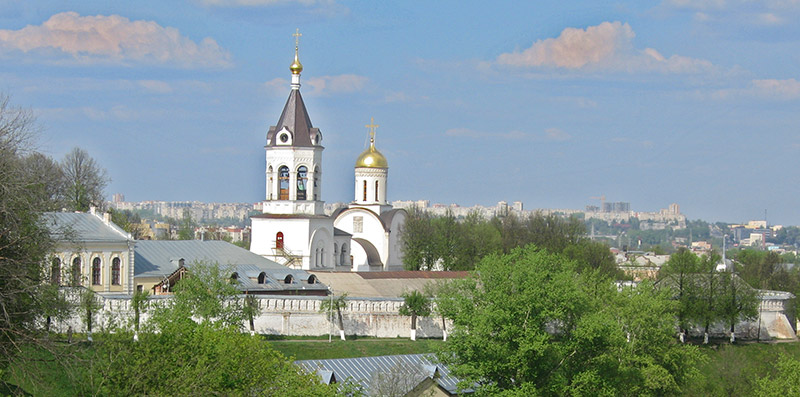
left=112, top=193, right=125, bottom=203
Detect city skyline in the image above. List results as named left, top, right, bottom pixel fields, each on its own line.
left=2, top=2, right=799, bottom=225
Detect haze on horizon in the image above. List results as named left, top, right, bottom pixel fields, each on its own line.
left=1, top=1, right=798, bottom=225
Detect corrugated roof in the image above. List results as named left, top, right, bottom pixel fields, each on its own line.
left=295, top=354, right=467, bottom=395
left=43, top=212, right=130, bottom=243
left=134, top=241, right=327, bottom=293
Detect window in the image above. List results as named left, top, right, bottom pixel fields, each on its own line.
left=308, top=275, right=317, bottom=284
left=375, top=180, right=379, bottom=201
left=267, top=166, right=274, bottom=200
left=51, top=257, right=61, bottom=285
left=92, top=257, right=101, bottom=285
left=297, top=166, right=308, bottom=200
left=284, top=274, right=293, bottom=284
left=258, top=272, right=267, bottom=284
left=72, top=257, right=82, bottom=286
left=363, top=180, right=367, bottom=201
left=340, top=244, right=347, bottom=266
left=276, top=232, right=284, bottom=250
left=278, top=166, right=290, bottom=200
left=112, top=257, right=121, bottom=285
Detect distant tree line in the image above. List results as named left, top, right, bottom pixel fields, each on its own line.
left=401, top=208, right=623, bottom=278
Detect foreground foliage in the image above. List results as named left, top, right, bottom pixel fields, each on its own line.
left=436, top=245, right=704, bottom=396
left=79, top=262, right=343, bottom=396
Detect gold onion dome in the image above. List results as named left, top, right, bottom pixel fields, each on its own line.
left=355, top=143, right=388, bottom=168
left=290, top=49, right=303, bottom=74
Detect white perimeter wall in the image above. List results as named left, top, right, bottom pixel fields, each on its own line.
left=50, top=293, right=796, bottom=340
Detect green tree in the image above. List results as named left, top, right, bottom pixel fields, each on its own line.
left=243, top=294, right=259, bottom=336
left=60, top=147, right=109, bottom=212
left=79, top=288, right=103, bottom=342
left=320, top=293, right=349, bottom=341
left=658, top=248, right=702, bottom=342
left=717, top=271, right=759, bottom=343
left=753, top=354, right=800, bottom=397
left=84, top=261, right=341, bottom=396
left=109, top=208, right=146, bottom=240
left=177, top=208, right=196, bottom=240
left=399, top=290, right=431, bottom=341
left=401, top=207, right=437, bottom=270
left=0, top=94, right=69, bottom=371
left=436, top=245, right=702, bottom=395
left=130, top=289, right=149, bottom=340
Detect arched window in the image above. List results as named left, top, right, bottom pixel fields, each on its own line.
left=278, top=166, right=290, bottom=200
left=276, top=232, right=284, bottom=250
left=112, top=257, right=121, bottom=285
left=297, top=166, right=308, bottom=200
left=72, top=257, right=82, bottom=286
left=340, top=244, right=347, bottom=266
left=334, top=243, right=338, bottom=266
left=375, top=180, right=379, bottom=201
left=51, top=257, right=61, bottom=285
left=92, top=257, right=101, bottom=285
left=284, top=274, right=293, bottom=284
left=258, top=272, right=267, bottom=284
left=363, top=180, right=367, bottom=201
left=230, top=272, right=239, bottom=282
left=308, top=275, right=317, bottom=284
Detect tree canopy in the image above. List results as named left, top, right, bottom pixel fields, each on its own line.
left=435, top=245, right=703, bottom=396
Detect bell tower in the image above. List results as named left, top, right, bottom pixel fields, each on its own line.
left=263, top=29, right=324, bottom=216
left=352, top=117, right=390, bottom=214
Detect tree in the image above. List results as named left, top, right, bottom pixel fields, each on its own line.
left=717, top=271, right=759, bottom=343
left=79, top=288, right=103, bottom=342
left=399, top=290, right=431, bottom=341
left=753, top=354, right=800, bottom=397
left=83, top=261, right=342, bottom=396
left=243, top=293, right=259, bottom=336
left=658, top=248, right=702, bottom=342
left=177, top=208, right=195, bottom=240
left=151, top=261, right=244, bottom=328
left=60, top=147, right=109, bottom=212
left=0, top=94, right=68, bottom=370
left=401, top=207, right=438, bottom=270
left=130, top=289, right=149, bottom=340
left=109, top=209, right=146, bottom=240
left=436, top=245, right=703, bottom=395
left=320, top=292, right=348, bottom=340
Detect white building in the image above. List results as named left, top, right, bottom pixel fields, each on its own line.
left=250, top=35, right=406, bottom=272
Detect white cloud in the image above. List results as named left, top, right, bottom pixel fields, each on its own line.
left=496, top=21, right=714, bottom=74
left=445, top=127, right=571, bottom=141
left=306, top=74, right=368, bottom=95
left=263, top=74, right=368, bottom=96
left=663, top=0, right=800, bottom=25
left=711, top=78, right=800, bottom=100
left=138, top=80, right=173, bottom=94
left=199, top=0, right=331, bottom=5
left=0, top=12, right=232, bottom=68
left=751, top=78, right=800, bottom=99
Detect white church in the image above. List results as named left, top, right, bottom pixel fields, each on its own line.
left=250, top=35, right=406, bottom=272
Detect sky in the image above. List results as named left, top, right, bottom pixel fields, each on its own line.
left=1, top=1, right=799, bottom=225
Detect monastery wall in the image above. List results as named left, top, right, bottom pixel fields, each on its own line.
left=52, top=293, right=794, bottom=340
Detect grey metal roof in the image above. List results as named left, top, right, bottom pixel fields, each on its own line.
left=43, top=212, right=130, bottom=243
left=296, top=353, right=468, bottom=395
left=266, top=89, right=321, bottom=148
left=134, top=240, right=327, bottom=293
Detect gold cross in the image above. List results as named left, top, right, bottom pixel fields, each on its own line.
left=365, top=117, right=379, bottom=143
left=293, top=28, right=302, bottom=48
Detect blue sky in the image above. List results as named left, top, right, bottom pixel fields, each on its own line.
left=2, top=1, right=799, bottom=225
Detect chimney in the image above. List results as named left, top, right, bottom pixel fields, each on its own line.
left=89, top=206, right=96, bottom=215
left=103, top=212, right=111, bottom=224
